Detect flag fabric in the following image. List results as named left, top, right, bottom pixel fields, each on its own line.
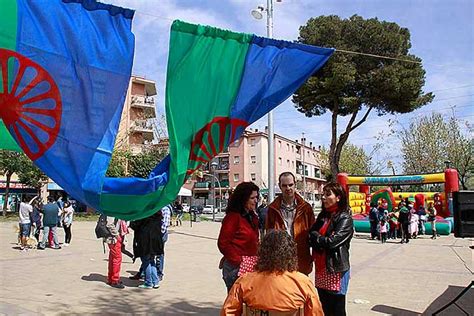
left=0, top=3, right=333, bottom=220
left=0, top=0, right=135, bottom=209
left=100, top=21, right=334, bottom=219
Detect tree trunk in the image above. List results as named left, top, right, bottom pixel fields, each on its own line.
left=329, top=106, right=373, bottom=178
left=458, top=169, right=467, bottom=190
left=2, top=172, right=12, bottom=217
left=329, top=109, right=339, bottom=177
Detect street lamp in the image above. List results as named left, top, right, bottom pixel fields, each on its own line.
left=251, top=5, right=265, bottom=20
left=210, top=159, right=220, bottom=222
left=302, top=133, right=306, bottom=199
left=251, top=0, right=277, bottom=202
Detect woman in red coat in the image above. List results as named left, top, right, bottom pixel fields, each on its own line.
left=218, top=181, right=260, bottom=292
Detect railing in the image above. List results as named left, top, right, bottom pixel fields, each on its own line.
left=131, top=119, right=154, bottom=133
left=131, top=95, right=155, bottom=108
left=194, top=181, right=210, bottom=189
left=215, top=163, right=229, bottom=171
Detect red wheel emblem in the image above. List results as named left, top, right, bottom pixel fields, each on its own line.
left=0, top=48, right=62, bottom=160
left=186, top=117, right=247, bottom=176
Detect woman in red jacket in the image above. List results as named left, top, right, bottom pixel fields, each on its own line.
left=218, top=181, right=260, bottom=292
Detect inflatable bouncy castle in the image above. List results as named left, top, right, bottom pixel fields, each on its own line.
left=337, top=169, right=459, bottom=235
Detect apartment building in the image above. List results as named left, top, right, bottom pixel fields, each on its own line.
left=116, top=75, right=157, bottom=153
left=192, top=127, right=326, bottom=207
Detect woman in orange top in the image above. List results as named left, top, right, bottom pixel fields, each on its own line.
left=221, top=230, right=323, bottom=316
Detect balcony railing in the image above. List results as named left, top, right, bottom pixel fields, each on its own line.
left=215, top=162, right=229, bottom=171
left=131, top=119, right=154, bottom=134
left=131, top=95, right=155, bottom=109
left=194, top=181, right=210, bottom=189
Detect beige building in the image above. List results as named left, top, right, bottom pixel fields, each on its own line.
left=116, top=75, right=157, bottom=153
left=191, top=127, right=326, bottom=208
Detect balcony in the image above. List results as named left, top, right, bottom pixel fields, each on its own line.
left=211, top=180, right=230, bottom=188
left=131, top=95, right=155, bottom=110
left=131, top=120, right=154, bottom=139
left=215, top=162, right=229, bottom=172
left=131, top=119, right=154, bottom=132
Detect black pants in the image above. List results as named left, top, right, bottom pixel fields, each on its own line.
left=63, top=224, right=72, bottom=244
left=317, top=288, right=346, bottom=316
left=370, top=221, right=378, bottom=239
left=401, top=222, right=409, bottom=243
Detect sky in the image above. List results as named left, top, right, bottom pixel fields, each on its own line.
left=108, top=0, right=473, bottom=173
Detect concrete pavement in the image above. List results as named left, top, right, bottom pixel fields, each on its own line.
left=0, top=220, right=472, bottom=315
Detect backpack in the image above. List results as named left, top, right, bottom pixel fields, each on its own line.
left=95, top=214, right=113, bottom=239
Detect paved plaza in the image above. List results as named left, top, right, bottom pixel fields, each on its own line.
left=0, top=220, right=472, bottom=315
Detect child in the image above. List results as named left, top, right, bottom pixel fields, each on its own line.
left=379, top=219, right=389, bottom=243
left=388, top=212, right=398, bottom=239
left=427, top=202, right=437, bottom=239
left=409, top=209, right=419, bottom=239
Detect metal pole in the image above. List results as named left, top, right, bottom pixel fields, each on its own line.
left=205, top=171, right=221, bottom=220
left=302, top=133, right=306, bottom=199
left=218, top=181, right=222, bottom=214
left=211, top=168, right=216, bottom=222
left=267, top=0, right=275, bottom=202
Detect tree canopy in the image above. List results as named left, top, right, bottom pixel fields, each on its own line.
left=294, top=15, right=434, bottom=176
left=398, top=113, right=473, bottom=189
left=0, top=150, right=45, bottom=215
left=106, top=146, right=167, bottom=178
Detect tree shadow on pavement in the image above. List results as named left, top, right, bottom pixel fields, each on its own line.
left=81, top=273, right=140, bottom=287
left=82, top=293, right=221, bottom=315
left=372, top=284, right=473, bottom=316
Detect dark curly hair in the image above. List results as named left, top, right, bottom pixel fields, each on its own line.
left=226, top=182, right=259, bottom=215
left=255, top=230, right=298, bottom=273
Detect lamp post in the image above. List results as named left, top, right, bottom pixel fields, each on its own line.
left=252, top=0, right=276, bottom=202
left=209, top=159, right=220, bottom=222
left=302, top=133, right=306, bottom=199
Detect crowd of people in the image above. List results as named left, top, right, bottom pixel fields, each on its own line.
left=14, top=174, right=446, bottom=314
left=369, top=197, right=440, bottom=244
left=218, top=172, right=353, bottom=316
left=17, top=194, right=74, bottom=251
left=103, top=203, right=172, bottom=289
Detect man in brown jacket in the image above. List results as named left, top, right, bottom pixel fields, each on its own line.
left=265, top=172, right=315, bottom=275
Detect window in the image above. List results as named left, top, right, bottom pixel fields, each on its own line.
left=292, top=161, right=295, bottom=168
left=314, top=167, right=321, bottom=178
left=251, top=155, right=256, bottom=164
left=287, top=159, right=290, bottom=167
left=233, top=173, right=240, bottom=182
left=278, top=157, right=282, bottom=165
left=287, top=144, right=290, bottom=151
left=278, top=140, right=282, bottom=148
left=251, top=173, right=256, bottom=181
left=233, top=156, right=240, bottom=164
left=250, top=138, right=255, bottom=147
left=292, top=145, right=294, bottom=152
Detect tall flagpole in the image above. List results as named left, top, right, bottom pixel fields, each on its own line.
left=267, top=0, right=275, bottom=202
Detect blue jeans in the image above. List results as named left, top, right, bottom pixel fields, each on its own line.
left=222, top=259, right=239, bottom=292
left=41, top=226, right=59, bottom=248
left=142, top=255, right=158, bottom=287
left=158, top=231, right=168, bottom=280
